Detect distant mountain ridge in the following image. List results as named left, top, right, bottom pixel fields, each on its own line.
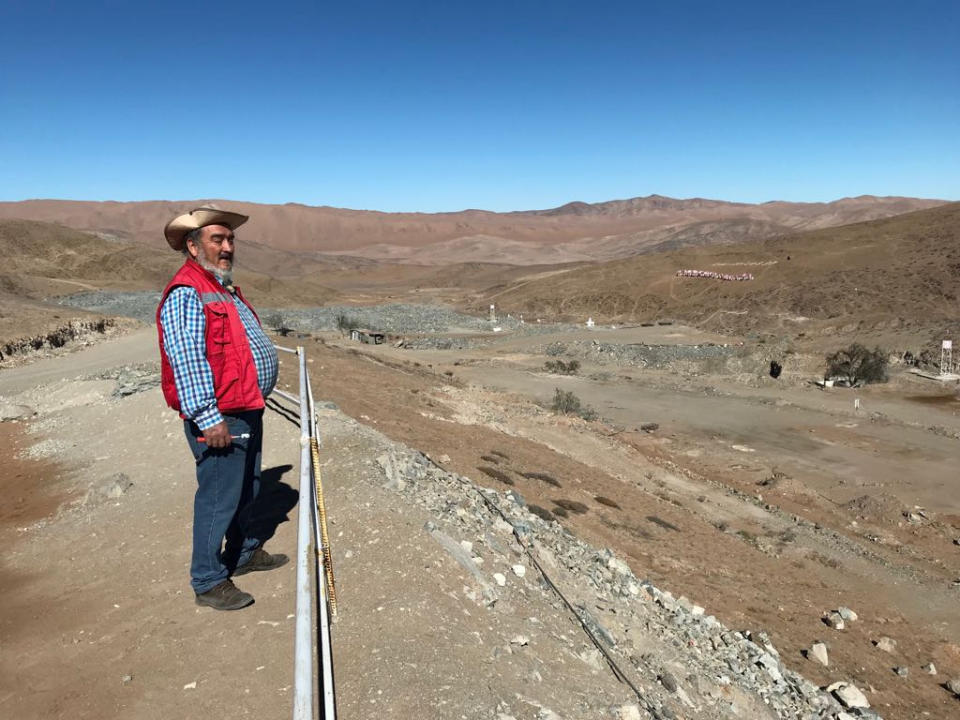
left=0, top=194, right=946, bottom=266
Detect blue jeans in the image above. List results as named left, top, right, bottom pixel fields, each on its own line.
left=184, top=410, right=264, bottom=594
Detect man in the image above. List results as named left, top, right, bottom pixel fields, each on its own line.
left=157, top=205, right=288, bottom=611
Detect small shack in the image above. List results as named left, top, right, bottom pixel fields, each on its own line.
left=350, top=328, right=386, bottom=345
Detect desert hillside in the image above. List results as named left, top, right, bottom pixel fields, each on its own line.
left=0, top=194, right=945, bottom=266
left=480, top=202, right=960, bottom=348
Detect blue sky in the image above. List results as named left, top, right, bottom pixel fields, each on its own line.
left=1, top=1, right=957, bottom=211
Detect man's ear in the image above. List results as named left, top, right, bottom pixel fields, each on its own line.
left=186, top=239, right=198, bottom=259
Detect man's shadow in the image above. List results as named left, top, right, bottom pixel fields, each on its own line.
left=248, top=464, right=299, bottom=546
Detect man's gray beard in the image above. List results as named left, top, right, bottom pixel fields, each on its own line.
left=196, top=256, right=233, bottom=286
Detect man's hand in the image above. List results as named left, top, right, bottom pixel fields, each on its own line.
left=202, top=420, right=232, bottom=449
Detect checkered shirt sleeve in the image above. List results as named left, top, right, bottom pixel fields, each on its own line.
left=160, top=286, right=223, bottom=430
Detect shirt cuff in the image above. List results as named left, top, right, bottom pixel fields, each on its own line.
left=195, top=405, right=224, bottom=430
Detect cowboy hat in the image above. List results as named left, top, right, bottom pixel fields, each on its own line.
left=163, top=204, right=249, bottom=251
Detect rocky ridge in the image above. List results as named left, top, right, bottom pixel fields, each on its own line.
left=359, top=422, right=884, bottom=719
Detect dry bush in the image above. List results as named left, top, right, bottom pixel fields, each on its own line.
left=335, top=313, right=360, bottom=336
left=527, top=504, right=556, bottom=522
left=477, top=466, right=514, bottom=485
left=555, top=499, right=589, bottom=515
left=520, top=471, right=562, bottom=488
left=825, top=343, right=889, bottom=385
left=551, top=388, right=598, bottom=421
left=489, top=450, right=510, bottom=460
left=480, top=454, right=501, bottom=464
left=543, top=359, right=580, bottom=375
left=594, top=496, right=621, bottom=509
left=646, top=515, right=680, bottom=532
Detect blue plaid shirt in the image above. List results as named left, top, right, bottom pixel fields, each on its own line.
left=160, top=280, right=278, bottom=429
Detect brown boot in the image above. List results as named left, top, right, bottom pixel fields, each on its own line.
left=195, top=579, right=254, bottom=611
left=232, top=548, right=290, bottom=577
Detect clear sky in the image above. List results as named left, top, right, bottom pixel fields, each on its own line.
left=1, top=1, right=957, bottom=211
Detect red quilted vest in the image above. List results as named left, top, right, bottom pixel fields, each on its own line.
left=156, top=259, right=265, bottom=418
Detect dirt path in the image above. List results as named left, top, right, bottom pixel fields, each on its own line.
left=0, top=327, right=157, bottom=394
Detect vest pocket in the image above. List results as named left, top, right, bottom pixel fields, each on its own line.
left=205, top=303, right=231, bottom=349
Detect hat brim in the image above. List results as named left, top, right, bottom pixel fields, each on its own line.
left=164, top=208, right=249, bottom=251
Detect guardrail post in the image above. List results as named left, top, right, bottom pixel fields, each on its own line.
left=293, top=346, right=314, bottom=719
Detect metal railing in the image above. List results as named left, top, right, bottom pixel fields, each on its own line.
left=273, top=343, right=337, bottom=720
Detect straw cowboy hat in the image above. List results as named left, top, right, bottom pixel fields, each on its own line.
left=164, top=204, right=249, bottom=251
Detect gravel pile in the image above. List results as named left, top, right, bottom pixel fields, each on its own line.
left=95, top=363, right=161, bottom=397
left=58, top=291, right=162, bottom=324
left=282, top=304, right=517, bottom=334
left=343, top=417, right=884, bottom=720
left=58, top=292, right=514, bottom=335
left=542, top=340, right=740, bottom=369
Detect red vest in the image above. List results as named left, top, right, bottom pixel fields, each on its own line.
left=156, top=259, right=265, bottom=418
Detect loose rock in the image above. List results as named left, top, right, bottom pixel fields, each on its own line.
left=828, top=681, right=870, bottom=709
left=659, top=672, right=678, bottom=693
left=874, top=636, right=897, bottom=653
left=824, top=612, right=845, bottom=630
left=807, top=642, right=829, bottom=666
left=837, top=606, right=858, bottom=622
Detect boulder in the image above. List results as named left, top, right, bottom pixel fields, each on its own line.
left=827, top=682, right=870, bottom=709
left=807, top=642, right=829, bottom=666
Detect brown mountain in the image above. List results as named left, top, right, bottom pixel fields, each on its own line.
left=476, top=202, right=960, bottom=347
left=0, top=195, right=946, bottom=267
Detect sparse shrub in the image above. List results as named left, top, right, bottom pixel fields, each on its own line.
left=594, top=496, right=621, bottom=509
left=47, top=330, right=68, bottom=347
left=528, top=504, right=556, bottom=522
left=480, top=454, right=501, bottom=464
left=264, top=311, right=293, bottom=337
left=545, top=343, right=566, bottom=357
left=808, top=551, right=841, bottom=569
left=543, top=359, right=580, bottom=375
left=520, top=471, right=562, bottom=488
left=552, top=505, right=569, bottom=518
left=647, top=515, right=680, bottom=532
left=489, top=450, right=510, bottom=460
left=550, top=388, right=598, bottom=421
left=335, top=313, right=360, bottom=336
left=555, top=498, right=589, bottom=515
left=477, top=466, right=514, bottom=485
left=825, top=343, right=889, bottom=385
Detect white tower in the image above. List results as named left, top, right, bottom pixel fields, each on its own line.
left=941, top=340, right=953, bottom=376
left=489, top=304, right=496, bottom=323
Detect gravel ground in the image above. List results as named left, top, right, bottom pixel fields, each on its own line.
left=58, top=291, right=162, bottom=324
left=58, top=292, right=516, bottom=334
